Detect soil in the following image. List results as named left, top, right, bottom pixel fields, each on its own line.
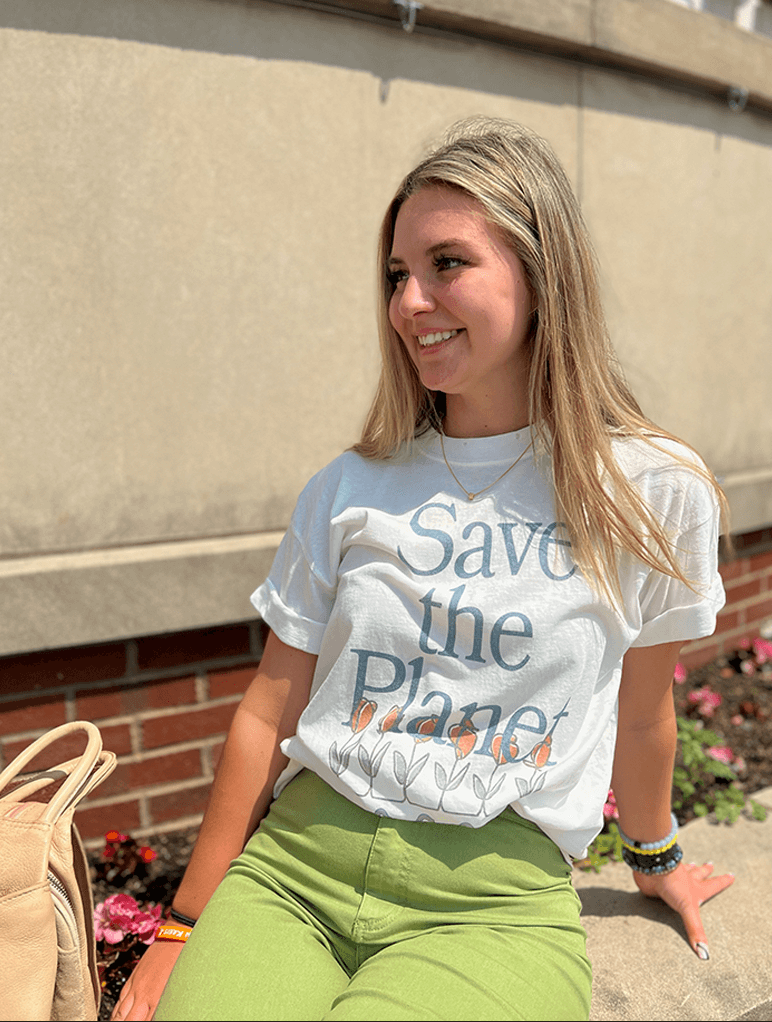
left=90, top=647, right=772, bottom=1021
left=672, top=648, right=772, bottom=810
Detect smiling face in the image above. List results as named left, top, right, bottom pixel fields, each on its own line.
left=387, top=186, right=533, bottom=437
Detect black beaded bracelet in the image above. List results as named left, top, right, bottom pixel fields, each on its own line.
left=621, top=841, right=683, bottom=875
left=170, top=907, right=198, bottom=928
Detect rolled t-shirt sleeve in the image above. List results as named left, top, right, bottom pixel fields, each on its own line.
left=250, top=469, right=342, bottom=654
left=632, top=467, right=725, bottom=648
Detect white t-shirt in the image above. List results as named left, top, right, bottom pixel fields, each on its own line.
left=251, top=428, right=724, bottom=859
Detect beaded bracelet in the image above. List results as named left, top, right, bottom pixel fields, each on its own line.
left=618, top=812, right=683, bottom=875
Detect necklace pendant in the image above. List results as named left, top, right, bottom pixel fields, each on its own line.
left=467, top=492, right=475, bottom=501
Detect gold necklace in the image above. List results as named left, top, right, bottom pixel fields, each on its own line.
left=439, top=430, right=533, bottom=501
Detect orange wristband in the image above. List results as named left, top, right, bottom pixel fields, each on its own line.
left=155, top=922, right=193, bottom=943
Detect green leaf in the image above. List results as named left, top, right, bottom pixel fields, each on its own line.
left=751, top=800, right=768, bottom=822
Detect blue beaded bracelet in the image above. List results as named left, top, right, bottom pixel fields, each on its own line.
left=617, top=812, right=678, bottom=851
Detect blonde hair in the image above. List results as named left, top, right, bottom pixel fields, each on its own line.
left=354, top=118, right=727, bottom=601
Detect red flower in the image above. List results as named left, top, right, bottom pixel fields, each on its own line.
left=490, top=732, right=519, bottom=765
left=379, top=705, right=403, bottom=733
left=139, top=846, right=157, bottom=863
left=448, top=718, right=477, bottom=760
left=349, top=698, right=376, bottom=733
left=412, top=715, right=441, bottom=742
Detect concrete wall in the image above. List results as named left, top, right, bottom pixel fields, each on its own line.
left=2, top=0, right=771, bottom=656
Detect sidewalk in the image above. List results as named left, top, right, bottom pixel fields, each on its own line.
left=572, top=787, right=772, bottom=1021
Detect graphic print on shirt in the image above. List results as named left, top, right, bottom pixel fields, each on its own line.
left=325, top=500, right=575, bottom=821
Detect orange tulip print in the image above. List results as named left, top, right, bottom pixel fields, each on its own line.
left=490, top=732, right=519, bottom=765
left=448, top=718, right=477, bottom=759
left=348, top=698, right=377, bottom=733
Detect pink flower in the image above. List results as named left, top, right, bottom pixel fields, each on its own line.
left=731, top=714, right=744, bottom=726
left=687, top=686, right=722, bottom=717
left=741, top=659, right=756, bottom=676
left=94, top=893, right=162, bottom=946
left=707, top=745, right=734, bottom=765
left=673, top=662, right=688, bottom=684
left=753, top=637, right=772, bottom=664
left=738, top=637, right=752, bottom=651
left=603, top=789, right=619, bottom=820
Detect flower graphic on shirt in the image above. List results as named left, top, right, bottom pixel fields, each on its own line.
left=435, top=718, right=477, bottom=810
left=448, top=719, right=477, bottom=760
left=411, top=714, right=442, bottom=742
left=379, top=705, right=404, bottom=733
left=472, top=730, right=515, bottom=816
left=524, top=733, right=552, bottom=769
left=490, top=732, right=519, bottom=765
left=523, top=698, right=570, bottom=770
left=358, top=738, right=391, bottom=796
left=329, top=699, right=378, bottom=776
left=349, top=698, right=377, bottom=732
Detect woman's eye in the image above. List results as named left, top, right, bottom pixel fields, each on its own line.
left=434, top=255, right=464, bottom=271
left=387, top=268, right=408, bottom=288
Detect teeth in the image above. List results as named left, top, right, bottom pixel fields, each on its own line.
left=418, top=329, right=459, bottom=347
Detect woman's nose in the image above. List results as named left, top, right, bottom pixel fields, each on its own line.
left=397, top=274, right=435, bottom=317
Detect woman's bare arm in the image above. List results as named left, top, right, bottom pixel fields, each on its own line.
left=612, top=641, right=733, bottom=959
left=112, top=630, right=317, bottom=1021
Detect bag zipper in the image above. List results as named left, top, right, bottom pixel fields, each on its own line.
left=49, top=869, right=80, bottom=949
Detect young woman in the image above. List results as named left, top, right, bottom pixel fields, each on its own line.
left=115, top=120, right=733, bottom=1022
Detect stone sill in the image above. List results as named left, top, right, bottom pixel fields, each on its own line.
left=297, top=0, right=772, bottom=112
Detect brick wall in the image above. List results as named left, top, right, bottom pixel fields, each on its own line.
left=0, top=621, right=266, bottom=842
left=680, top=529, right=772, bottom=670
left=1, top=534, right=770, bottom=842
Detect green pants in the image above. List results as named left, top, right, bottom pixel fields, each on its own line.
left=156, top=770, right=591, bottom=1021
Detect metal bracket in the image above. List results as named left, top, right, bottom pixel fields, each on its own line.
left=393, top=0, right=423, bottom=33
left=727, top=85, right=749, bottom=112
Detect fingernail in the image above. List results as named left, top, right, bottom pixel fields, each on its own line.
left=695, top=942, right=710, bottom=961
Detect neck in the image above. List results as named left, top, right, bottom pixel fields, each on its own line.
left=442, top=395, right=529, bottom=438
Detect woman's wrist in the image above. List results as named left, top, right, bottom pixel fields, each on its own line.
left=618, top=812, right=683, bottom=874
left=169, top=906, right=198, bottom=928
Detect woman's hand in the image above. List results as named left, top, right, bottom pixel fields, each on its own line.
left=612, top=641, right=734, bottom=960
left=111, top=939, right=185, bottom=1021
left=632, top=861, right=734, bottom=960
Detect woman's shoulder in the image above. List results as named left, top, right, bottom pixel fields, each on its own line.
left=610, top=433, right=721, bottom=532
left=610, top=433, right=709, bottom=484
left=294, top=444, right=414, bottom=515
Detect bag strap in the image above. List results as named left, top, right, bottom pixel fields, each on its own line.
left=0, top=721, right=113, bottom=823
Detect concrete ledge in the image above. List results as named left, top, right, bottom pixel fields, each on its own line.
left=0, top=534, right=282, bottom=656
left=573, top=787, right=772, bottom=1021
left=316, top=0, right=772, bottom=110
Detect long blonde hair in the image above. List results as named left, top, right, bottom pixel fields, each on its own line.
left=354, top=119, right=727, bottom=602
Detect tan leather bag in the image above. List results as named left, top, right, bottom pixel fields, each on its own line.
left=0, top=721, right=116, bottom=1021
